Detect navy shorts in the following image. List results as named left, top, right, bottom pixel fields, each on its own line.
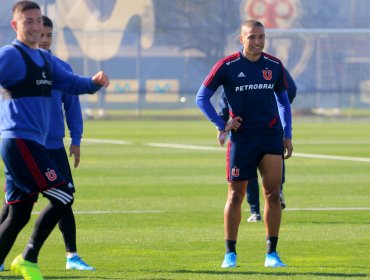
left=46, top=147, right=75, bottom=193
left=226, top=135, right=284, bottom=182
left=1, top=138, right=72, bottom=204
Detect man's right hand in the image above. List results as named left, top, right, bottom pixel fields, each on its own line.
left=225, top=116, right=242, bottom=132
left=92, top=71, right=110, bottom=87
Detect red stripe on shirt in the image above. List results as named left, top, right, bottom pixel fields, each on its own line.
left=16, top=139, right=47, bottom=190
left=226, top=141, right=231, bottom=181
left=203, top=52, right=240, bottom=87
left=269, top=114, right=278, bottom=128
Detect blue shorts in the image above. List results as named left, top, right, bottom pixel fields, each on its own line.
left=226, top=136, right=284, bottom=182
left=1, top=138, right=71, bottom=204
left=46, top=147, right=75, bottom=193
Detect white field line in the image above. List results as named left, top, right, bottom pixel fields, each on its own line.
left=146, top=142, right=370, bottom=163
left=83, top=138, right=370, bottom=146
left=81, top=138, right=370, bottom=163
left=83, top=138, right=132, bottom=145
left=293, top=152, right=370, bottom=162
left=295, top=140, right=370, bottom=145
left=51, top=139, right=369, bottom=214
left=32, top=210, right=163, bottom=215
left=147, top=142, right=224, bottom=151
left=284, top=207, right=370, bottom=211
left=31, top=208, right=370, bottom=215
left=81, top=139, right=370, bottom=162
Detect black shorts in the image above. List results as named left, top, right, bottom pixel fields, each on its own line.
left=1, top=138, right=73, bottom=204
left=46, top=147, right=75, bottom=193
left=226, top=135, right=284, bottom=182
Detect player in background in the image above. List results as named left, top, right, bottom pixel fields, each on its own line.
left=196, top=20, right=293, bottom=268
left=40, top=15, right=95, bottom=271
left=218, top=68, right=296, bottom=222
left=0, top=1, right=109, bottom=279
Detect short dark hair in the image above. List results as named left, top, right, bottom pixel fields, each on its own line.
left=240, top=20, right=264, bottom=34
left=42, top=15, right=53, bottom=29
left=12, top=1, right=40, bottom=15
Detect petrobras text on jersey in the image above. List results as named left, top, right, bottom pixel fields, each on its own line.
left=235, top=83, right=274, bottom=92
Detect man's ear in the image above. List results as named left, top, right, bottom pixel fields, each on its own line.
left=11, top=19, right=17, bottom=32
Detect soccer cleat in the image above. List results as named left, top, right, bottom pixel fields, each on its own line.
left=221, top=252, right=237, bottom=268
left=0, top=262, right=4, bottom=272
left=280, top=191, right=286, bottom=210
left=264, top=252, right=287, bottom=267
left=10, top=254, right=44, bottom=280
left=66, top=255, right=95, bottom=270
left=247, top=213, right=262, bottom=222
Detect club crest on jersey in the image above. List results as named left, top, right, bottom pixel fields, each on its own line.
left=262, top=69, right=272, bottom=81
left=231, top=166, right=240, bottom=177
left=45, top=169, right=57, bottom=181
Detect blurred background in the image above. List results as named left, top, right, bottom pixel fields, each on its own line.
left=1, top=0, right=370, bottom=118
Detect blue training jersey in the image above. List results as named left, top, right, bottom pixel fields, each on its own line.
left=0, top=40, right=99, bottom=145
left=196, top=50, right=291, bottom=141
left=45, top=56, right=83, bottom=149
left=218, top=66, right=296, bottom=136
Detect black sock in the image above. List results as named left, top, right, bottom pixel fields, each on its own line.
left=225, top=240, right=237, bottom=253
left=266, top=236, right=278, bottom=254
left=58, top=206, right=77, bottom=253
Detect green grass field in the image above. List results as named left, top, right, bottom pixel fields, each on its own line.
left=1, top=117, right=370, bottom=279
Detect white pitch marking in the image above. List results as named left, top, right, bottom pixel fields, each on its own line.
left=30, top=208, right=370, bottom=215
left=74, top=210, right=163, bottom=214
left=52, top=139, right=369, bottom=213
left=284, top=207, right=370, bottom=211
left=146, top=142, right=370, bottom=163
left=294, top=140, right=370, bottom=145
left=293, top=152, right=370, bottom=162
left=31, top=210, right=163, bottom=215
left=80, top=138, right=370, bottom=163
left=146, top=142, right=224, bottom=151
left=83, top=138, right=132, bottom=145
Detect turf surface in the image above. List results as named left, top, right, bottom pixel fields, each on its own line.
left=1, top=118, right=369, bottom=279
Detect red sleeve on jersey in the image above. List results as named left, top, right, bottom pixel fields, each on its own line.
left=203, top=52, right=240, bottom=90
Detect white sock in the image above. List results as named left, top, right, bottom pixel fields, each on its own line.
left=67, top=252, right=78, bottom=259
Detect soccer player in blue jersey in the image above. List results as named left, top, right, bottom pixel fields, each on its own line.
left=196, top=20, right=293, bottom=268
left=218, top=68, right=297, bottom=222
left=0, top=14, right=95, bottom=273
left=0, top=1, right=109, bottom=279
